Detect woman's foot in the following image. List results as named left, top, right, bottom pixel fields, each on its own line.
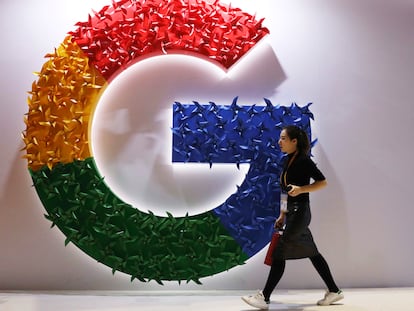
left=317, top=290, right=344, bottom=306
left=241, top=291, right=269, bottom=309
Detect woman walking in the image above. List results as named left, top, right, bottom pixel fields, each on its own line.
left=242, top=125, right=343, bottom=309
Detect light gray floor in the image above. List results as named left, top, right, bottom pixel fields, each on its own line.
left=1, top=288, right=413, bottom=311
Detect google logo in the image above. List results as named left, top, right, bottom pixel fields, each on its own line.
left=23, top=0, right=314, bottom=284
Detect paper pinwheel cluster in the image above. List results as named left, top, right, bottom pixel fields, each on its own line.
left=70, top=0, right=269, bottom=79
left=32, top=157, right=247, bottom=284
left=173, top=98, right=314, bottom=166
left=22, top=37, right=106, bottom=171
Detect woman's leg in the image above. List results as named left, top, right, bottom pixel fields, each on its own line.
left=262, top=258, right=286, bottom=301
left=309, top=253, right=340, bottom=293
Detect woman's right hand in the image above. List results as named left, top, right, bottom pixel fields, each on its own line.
left=275, top=213, right=286, bottom=229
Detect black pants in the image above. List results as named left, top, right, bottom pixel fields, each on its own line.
left=262, top=253, right=340, bottom=302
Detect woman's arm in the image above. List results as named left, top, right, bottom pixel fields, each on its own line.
left=287, top=179, right=327, bottom=197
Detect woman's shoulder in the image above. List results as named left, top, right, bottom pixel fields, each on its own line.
left=296, top=154, right=317, bottom=166
left=296, top=153, right=312, bottom=161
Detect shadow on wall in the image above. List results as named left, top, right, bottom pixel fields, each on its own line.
left=0, top=148, right=65, bottom=289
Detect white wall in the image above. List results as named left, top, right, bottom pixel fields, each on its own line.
left=1, top=0, right=414, bottom=290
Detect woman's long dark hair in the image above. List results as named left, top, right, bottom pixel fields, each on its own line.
left=283, top=125, right=310, bottom=156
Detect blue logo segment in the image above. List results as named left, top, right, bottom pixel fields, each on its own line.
left=172, top=97, right=314, bottom=257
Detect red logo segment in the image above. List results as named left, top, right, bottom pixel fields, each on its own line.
left=69, top=0, right=269, bottom=79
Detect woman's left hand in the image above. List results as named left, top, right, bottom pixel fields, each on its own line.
left=287, top=184, right=301, bottom=197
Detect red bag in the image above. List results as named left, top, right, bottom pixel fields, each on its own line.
left=264, top=231, right=280, bottom=266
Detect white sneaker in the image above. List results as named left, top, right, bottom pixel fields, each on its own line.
left=241, top=291, right=269, bottom=310
left=317, top=290, right=344, bottom=306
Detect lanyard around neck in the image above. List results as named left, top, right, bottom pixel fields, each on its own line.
left=281, top=152, right=298, bottom=188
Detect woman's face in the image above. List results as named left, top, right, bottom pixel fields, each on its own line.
left=278, top=129, right=297, bottom=154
